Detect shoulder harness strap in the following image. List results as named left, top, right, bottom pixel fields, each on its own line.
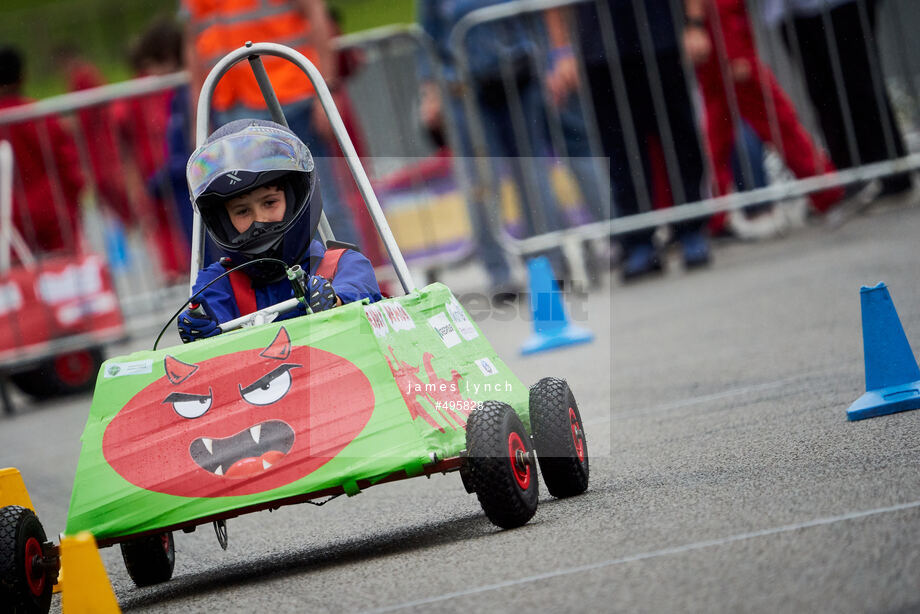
left=220, top=257, right=257, bottom=317
left=221, top=247, right=350, bottom=315
left=315, top=248, right=347, bottom=281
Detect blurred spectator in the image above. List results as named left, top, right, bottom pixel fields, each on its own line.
left=180, top=0, right=360, bottom=246
left=726, top=121, right=775, bottom=236
left=141, top=21, right=197, bottom=268
left=553, top=95, right=610, bottom=227
left=0, top=45, right=84, bottom=256
left=547, top=0, right=712, bottom=281
left=53, top=44, right=131, bottom=224
left=694, top=0, right=844, bottom=236
left=765, top=0, right=916, bottom=205
left=55, top=43, right=106, bottom=93
left=418, top=0, right=569, bottom=299
left=126, top=15, right=193, bottom=280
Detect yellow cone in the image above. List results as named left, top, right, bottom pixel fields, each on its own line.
left=0, top=467, right=34, bottom=510
left=60, top=532, right=120, bottom=613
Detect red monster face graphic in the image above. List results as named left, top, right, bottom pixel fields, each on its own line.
left=103, top=328, right=375, bottom=497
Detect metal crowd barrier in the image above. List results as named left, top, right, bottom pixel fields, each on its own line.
left=332, top=25, right=482, bottom=281
left=449, top=0, right=920, bottom=267
left=0, top=72, right=191, bottom=344
left=335, top=24, right=609, bottom=285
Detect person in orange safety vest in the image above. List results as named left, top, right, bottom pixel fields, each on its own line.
left=180, top=0, right=359, bottom=246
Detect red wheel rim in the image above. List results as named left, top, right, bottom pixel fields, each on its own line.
left=508, top=432, right=531, bottom=490
left=53, top=351, right=94, bottom=387
left=24, top=537, right=45, bottom=596
left=569, top=407, right=585, bottom=462
left=161, top=534, right=170, bottom=552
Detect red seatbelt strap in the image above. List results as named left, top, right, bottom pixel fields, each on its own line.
left=228, top=269, right=257, bottom=316
left=315, top=248, right=346, bottom=280
left=220, top=249, right=346, bottom=317
left=220, top=259, right=257, bottom=316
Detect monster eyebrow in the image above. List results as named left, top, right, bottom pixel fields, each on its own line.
left=239, top=363, right=302, bottom=396
left=162, top=390, right=213, bottom=404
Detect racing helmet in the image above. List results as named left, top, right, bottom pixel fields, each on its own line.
left=186, top=119, right=321, bottom=284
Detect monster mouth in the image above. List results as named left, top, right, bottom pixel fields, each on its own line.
left=189, top=420, right=294, bottom=478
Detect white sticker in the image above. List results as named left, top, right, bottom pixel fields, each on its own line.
left=446, top=298, right=479, bottom=341
left=103, top=359, right=153, bottom=378
left=475, top=358, right=499, bottom=376
left=0, top=281, right=22, bottom=316
left=56, top=292, right=119, bottom=326
left=364, top=305, right=390, bottom=338
left=428, top=312, right=461, bottom=348
left=36, top=257, right=104, bottom=304
left=380, top=301, right=415, bottom=331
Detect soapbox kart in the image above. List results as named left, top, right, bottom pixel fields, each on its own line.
left=0, top=43, right=589, bottom=611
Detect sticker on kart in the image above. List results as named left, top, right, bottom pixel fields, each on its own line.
left=102, top=327, right=375, bottom=497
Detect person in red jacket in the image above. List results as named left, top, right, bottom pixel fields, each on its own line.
left=0, top=45, right=84, bottom=256
left=53, top=44, right=132, bottom=225
left=122, top=17, right=190, bottom=281
left=692, top=0, right=844, bottom=232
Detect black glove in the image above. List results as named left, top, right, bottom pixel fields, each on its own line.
left=306, top=275, right=338, bottom=312
left=177, top=298, right=222, bottom=343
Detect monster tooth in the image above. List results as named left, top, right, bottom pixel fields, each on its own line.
left=214, top=465, right=223, bottom=476
left=262, top=459, right=272, bottom=470
left=250, top=425, right=261, bottom=444
left=202, top=438, right=213, bottom=454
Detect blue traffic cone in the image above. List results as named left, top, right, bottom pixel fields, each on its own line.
left=846, top=282, right=920, bottom=420
left=520, top=256, right=594, bottom=355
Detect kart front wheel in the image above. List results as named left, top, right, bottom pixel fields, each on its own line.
left=529, top=377, right=589, bottom=498
left=0, top=505, right=53, bottom=614
left=465, top=401, right=538, bottom=529
left=10, top=348, right=104, bottom=400
left=120, top=532, right=175, bottom=587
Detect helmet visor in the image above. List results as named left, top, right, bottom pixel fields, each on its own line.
left=187, top=125, right=315, bottom=203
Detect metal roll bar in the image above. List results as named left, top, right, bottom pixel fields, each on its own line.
left=192, top=42, right=416, bottom=295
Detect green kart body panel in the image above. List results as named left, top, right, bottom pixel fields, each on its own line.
left=65, top=283, right=528, bottom=540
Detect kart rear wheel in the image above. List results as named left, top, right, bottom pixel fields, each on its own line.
left=120, top=531, right=175, bottom=587
left=529, top=377, right=589, bottom=498
left=0, top=505, right=53, bottom=614
left=465, top=401, right=538, bottom=529
left=10, top=348, right=103, bottom=400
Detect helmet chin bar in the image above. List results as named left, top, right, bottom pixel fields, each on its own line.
left=230, top=221, right=286, bottom=249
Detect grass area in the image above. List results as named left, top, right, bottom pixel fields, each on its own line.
left=328, top=0, right=414, bottom=33
left=0, top=0, right=415, bottom=98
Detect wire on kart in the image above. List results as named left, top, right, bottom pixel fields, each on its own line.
left=153, top=257, right=292, bottom=351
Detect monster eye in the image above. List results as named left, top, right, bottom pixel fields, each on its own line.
left=164, top=390, right=213, bottom=419
left=239, top=364, right=300, bottom=406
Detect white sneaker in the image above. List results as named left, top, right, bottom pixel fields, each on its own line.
left=728, top=206, right=787, bottom=241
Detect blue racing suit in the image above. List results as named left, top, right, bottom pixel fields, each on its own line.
left=192, top=240, right=382, bottom=324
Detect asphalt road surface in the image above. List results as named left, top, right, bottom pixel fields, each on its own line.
left=3, top=201, right=920, bottom=613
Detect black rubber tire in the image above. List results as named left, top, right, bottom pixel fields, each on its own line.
left=529, top=377, right=589, bottom=498
left=8, top=368, right=50, bottom=400
left=465, top=401, right=539, bottom=529
left=0, top=505, right=53, bottom=614
left=10, top=348, right=103, bottom=400
left=120, top=532, right=175, bottom=588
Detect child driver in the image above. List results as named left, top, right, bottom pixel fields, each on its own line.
left=178, top=119, right=381, bottom=343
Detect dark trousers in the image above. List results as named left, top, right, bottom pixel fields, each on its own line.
left=789, top=0, right=911, bottom=194
left=586, top=50, right=707, bottom=250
